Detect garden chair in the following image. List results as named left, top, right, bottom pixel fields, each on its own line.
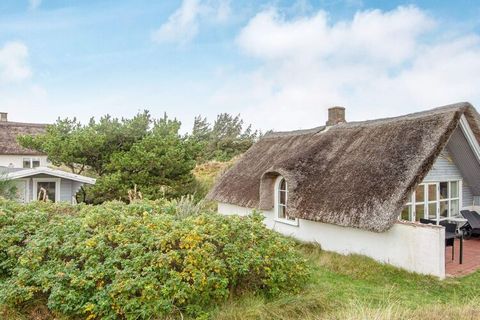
left=460, top=210, right=480, bottom=239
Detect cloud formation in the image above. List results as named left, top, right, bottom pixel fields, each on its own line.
left=210, top=5, right=480, bottom=131
left=152, top=0, right=230, bottom=44
left=0, top=41, right=32, bottom=83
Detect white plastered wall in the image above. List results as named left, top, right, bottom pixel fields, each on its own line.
left=218, top=202, right=446, bottom=278
left=0, top=155, right=48, bottom=168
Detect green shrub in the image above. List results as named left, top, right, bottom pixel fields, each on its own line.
left=0, top=199, right=308, bottom=319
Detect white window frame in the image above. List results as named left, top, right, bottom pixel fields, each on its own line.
left=274, top=176, right=299, bottom=226
left=23, top=157, right=41, bottom=168
left=401, top=180, right=462, bottom=224
left=33, top=178, right=61, bottom=202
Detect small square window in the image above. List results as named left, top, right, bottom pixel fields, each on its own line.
left=32, top=159, right=40, bottom=168
left=23, top=158, right=31, bottom=168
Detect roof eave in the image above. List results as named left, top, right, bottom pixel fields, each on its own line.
left=7, top=167, right=96, bottom=185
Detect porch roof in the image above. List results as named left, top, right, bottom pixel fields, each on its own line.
left=1, top=166, right=96, bottom=185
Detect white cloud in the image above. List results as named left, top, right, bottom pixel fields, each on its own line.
left=152, top=0, right=230, bottom=44
left=0, top=41, right=32, bottom=83
left=209, top=6, right=480, bottom=131
left=28, top=0, right=41, bottom=10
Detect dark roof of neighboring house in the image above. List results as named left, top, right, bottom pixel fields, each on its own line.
left=0, top=121, right=47, bottom=155
left=208, top=102, right=480, bottom=232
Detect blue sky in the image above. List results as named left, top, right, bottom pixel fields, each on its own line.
left=1, top=0, right=480, bottom=132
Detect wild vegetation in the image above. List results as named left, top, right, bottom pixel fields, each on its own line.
left=191, top=114, right=261, bottom=163
left=8, top=112, right=480, bottom=320
left=0, top=199, right=307, bottom=319
left=0, top=173, right=17, bottom=200
left=18, top=112, right=257, bottom=204
left=212, top=243, right=480, bottom=320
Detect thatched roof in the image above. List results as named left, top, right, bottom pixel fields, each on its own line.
left=208, top=102, right=480, bottom=232
left=0, top=121, right=46, bottom=155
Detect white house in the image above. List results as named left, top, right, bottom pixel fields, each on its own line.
left=0, top=112, right=95, bottom=203
left=208, top=102, right=480, bottom=279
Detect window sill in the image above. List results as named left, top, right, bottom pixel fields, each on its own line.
left=274, top=218, right=299, bottom=227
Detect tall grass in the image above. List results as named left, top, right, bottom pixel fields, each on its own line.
left=210, top=242, right=480, bottom=320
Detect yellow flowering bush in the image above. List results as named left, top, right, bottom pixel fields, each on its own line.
left=0, top=199, right=308, bottom=319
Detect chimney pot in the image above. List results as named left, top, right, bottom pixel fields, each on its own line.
left=0, top=112, right=7, bottom=122
left=326, top=107, right=345, bottom=126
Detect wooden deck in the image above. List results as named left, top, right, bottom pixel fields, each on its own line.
left=446, top=238, right=480, bottom=277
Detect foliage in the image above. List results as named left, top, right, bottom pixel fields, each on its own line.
left=0, top=199, right=309, bottom=319
left=19, top=112, right=202, bottom=203
left=193, top=159, right=237, bottom=201
left=192, top=114, right=260, bottom=162
left=18, top=112, right=151, bottom=176
left=0, top=173, right=17, bottom=200
left=87, top=116, right=199, bottom=203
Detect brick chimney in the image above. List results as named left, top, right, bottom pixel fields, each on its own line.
left=0, top=112, right=7, bottom=122
left=326, top=107, right=345, bottom=126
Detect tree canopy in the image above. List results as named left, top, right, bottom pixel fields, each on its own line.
left=18, top=111, right=260, bottom=203
left=18, top=111, right=151, bottom=175
left=192, top=113, right=260, bottom=162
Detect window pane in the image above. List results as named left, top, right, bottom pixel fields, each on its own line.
left=401, top=205, right=412, bottom=221
left=450, top=181, right=459, bottom=198
left=32, top=160, right=40, bottom=168
left=280, top=179, right=286, bottom=191
left=278, top=205, right=286, bottom=219
left=439, top=201, right=448, bottom=218
left=428, top=184, right=437, bottom=201
left=23, top=158, right=31, bottom=168
left=415, top=205, right=425, bottom=221
left=450, top=199, right=460, bottom=216
left=415, top=185, right=425, bottom=203
left=428, top=203, right=437, bottom=219
left=279, top=190, right=286, bottom=205
left=440, top=182, right=448, bottom=200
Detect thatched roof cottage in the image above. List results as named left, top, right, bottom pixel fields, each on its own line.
left=209, top=102, right=480, bottom=278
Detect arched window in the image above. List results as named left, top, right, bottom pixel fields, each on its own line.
left=275, top=176, right=298, bottom=226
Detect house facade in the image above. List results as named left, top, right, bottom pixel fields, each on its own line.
left=208, top=102, right=480, bottom=279
left=0, top=113, right=95, bottom=203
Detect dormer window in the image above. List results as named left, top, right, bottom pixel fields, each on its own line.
left=274, top=176, right=298, bottom=226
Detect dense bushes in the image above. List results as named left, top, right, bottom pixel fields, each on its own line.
left=0, top=199, right=308, bottom=319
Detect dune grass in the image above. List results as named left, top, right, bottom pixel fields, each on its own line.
left=211, top=243, right=480, bottom=320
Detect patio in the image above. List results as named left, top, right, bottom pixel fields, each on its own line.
left=446, top=237, right=480, bottom=277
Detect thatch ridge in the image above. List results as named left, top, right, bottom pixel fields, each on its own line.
left=208, top=102, right=479, bottom=232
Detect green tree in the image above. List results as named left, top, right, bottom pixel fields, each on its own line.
left=192, top=113, right=259, bottom=162
left=18, top=111, right=151, bottom=175
left=87, top=115, right=199, bottom=203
